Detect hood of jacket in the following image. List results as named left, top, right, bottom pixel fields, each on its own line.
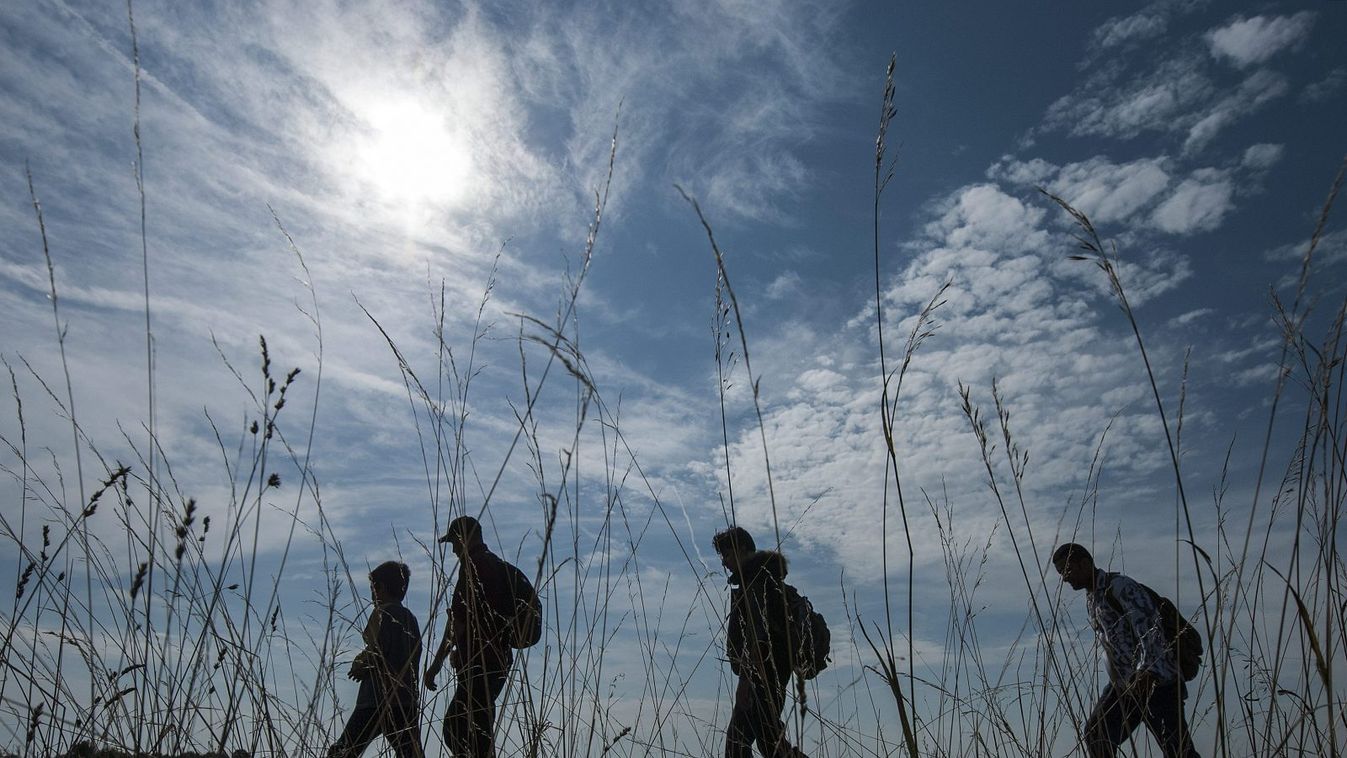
left=729, top=549, right=788, bottom=587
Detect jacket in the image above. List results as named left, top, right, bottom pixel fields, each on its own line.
left=1085, top=569, right=1179, bottom=684
left=354, top=600, right=421, bottom=708
left=726, top=550, right=791, bottom=680
left=450, top=543, right=515, bottom=671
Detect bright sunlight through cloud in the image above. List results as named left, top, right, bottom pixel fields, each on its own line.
left=354, top=98, right=473, bottom=208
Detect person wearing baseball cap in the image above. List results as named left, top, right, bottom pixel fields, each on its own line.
left=424, top=516, right=515, bottom=757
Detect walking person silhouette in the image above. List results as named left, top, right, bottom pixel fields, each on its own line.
left=714, top=527, right=809, bottom=758
left=425, top=516, right=522, bottom=757
left=329, top=560, right=424, bottom=758
left=1053, top=543, right=1200, bottom=758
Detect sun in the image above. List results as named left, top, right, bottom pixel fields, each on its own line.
left=354, top=99, right=474, bottom=207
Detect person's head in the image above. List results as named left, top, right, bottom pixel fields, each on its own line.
left=1052, top=543, right=1095, bottom=591
left=369, top=561, right=411, bottom=603
left=440, top=515, right=483, bottom=558
left=713, top=526, right=756, bottom=573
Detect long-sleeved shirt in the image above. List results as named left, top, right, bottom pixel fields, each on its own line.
left=1085, top=569, right=1178, bottom=684
left=449, top=543, right=514, bottom=671
left=726, top=550, right=791, bottom=680
left=354, top=600, right=421, bottom=708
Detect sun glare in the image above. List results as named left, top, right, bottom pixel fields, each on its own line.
left=355, top=99, right=473, bottom=207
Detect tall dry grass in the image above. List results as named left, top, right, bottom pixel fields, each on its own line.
left=3, top=15, right=1346, bottom=757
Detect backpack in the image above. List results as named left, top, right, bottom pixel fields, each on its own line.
left=783, top=583, right=830, bottom=680
left=501, top=560, right=543, bottom=649
left=1103, top=574, right=1202, bottom=681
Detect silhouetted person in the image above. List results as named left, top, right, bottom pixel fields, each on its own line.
left=715, top=527, right=808, bottom=758
left=425, top=516, right=515, bottom=757
left=1053, top=543, right=1199, bottom=758
left=329, top=561, right=424, bottom=758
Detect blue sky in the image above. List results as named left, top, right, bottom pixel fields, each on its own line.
left=2, top=0, right=1345, bottom=753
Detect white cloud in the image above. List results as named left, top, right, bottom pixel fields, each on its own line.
left=716, top=183, right=1187, bottom=579
left=1301, top=67, right=1346, bottom=104
left=1043, top=13, right=1298, bottom=154
left=764, top=271, right=804, bottom=300
left=1183, top=69, right=1288, bottom=153
left=1206, top=12, right=1316, bottom=69
left=1169, top=307, right=1213, bottom=327
left=1151, top=169, right=1234, bottom=234
left=1043, top=55, right=1213, bottom=140
left=1093, top=11, right=1167, bottom=49
left=1241, top=143, right=1284, bottom=171
left=1264, top=229, right=1347, bottom=268
left=992, top=155, right=1171, bottom=224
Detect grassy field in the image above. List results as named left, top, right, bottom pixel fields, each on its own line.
left=2, top=35, right=1345, bottom=758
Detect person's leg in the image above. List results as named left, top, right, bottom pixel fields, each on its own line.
left=466, top=665, right=508, bottom=757
left=1142, top=682, right=1200, bottom=758
left=1082, top=683, right=1144, bottom=758
left=751, top=666, right=806, bottom=758
left=329, top=706, right=379, bottom=758
left=725, top=675, right=758, bottom=758
left=382, top=699, right=425, bottom=758
left=444, top=674, right=474, bottom=758
left=727, top=675, right=759, bottom=758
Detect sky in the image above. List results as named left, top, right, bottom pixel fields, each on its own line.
left=2, top=0, right=1345, bottom=754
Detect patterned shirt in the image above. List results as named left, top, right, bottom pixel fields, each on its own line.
left=1085, top=569, right=1178, bottom=683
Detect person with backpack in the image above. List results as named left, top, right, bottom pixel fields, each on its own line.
left=425, top=516, right=539, bottom=757
left=329, top=560, right=424, bottom=758
left=1052, top=543, right=1201, bottom=758
left=714, top=526, right=811, bottom=758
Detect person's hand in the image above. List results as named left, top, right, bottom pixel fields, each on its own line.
left=348, top=650, right=374, bottom=681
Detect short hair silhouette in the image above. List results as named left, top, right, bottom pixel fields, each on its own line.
left=713, top=526, right=756, bottom=556
left=1052, top=543, right=1092, bottom=566
left=369, top=560, right=411, bottom=601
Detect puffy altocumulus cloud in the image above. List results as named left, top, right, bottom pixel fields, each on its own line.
left=712, top=182, right=1183, bottom=580
left=991, top=149, right=1279, bottom=242
left=1150, top=168, right=1234, bottom=235
left=1182, top=69, right=1288, bottom=153
left=1043, top=55, right=1213, bottom=141
left=1241, top=143, right=1284, bottom=171
left=1205, top=12, right=1316, bottom=69
left=1041, top=9, right=1312, bottom=153
left=990, top=155, right=1171, bottom=225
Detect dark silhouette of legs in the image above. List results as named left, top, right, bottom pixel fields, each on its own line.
left=443, top=664, right=508, bottom=757
left=329, top=701, right=423, bottom=758
left=725, top=666, right=807, bottom=758
left=1084, top=682, right=1198, bottom=758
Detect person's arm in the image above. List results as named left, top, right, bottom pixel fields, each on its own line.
left=726, top=590, right=743, bottom=676
left=424, top=628, right=451, bottom=690
left=426, top=568, right=463, bottom=690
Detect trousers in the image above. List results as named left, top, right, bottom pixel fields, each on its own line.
left=329, top=699, right=423, bottom=758
left=1084, top=680, right=1199, bottom=758
left=443, top=663, right=509, bottom=757
left=725, top=662, right=807, bottom=758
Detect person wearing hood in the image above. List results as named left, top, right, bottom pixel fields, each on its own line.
left=714, top=526, right=808, bottom=758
